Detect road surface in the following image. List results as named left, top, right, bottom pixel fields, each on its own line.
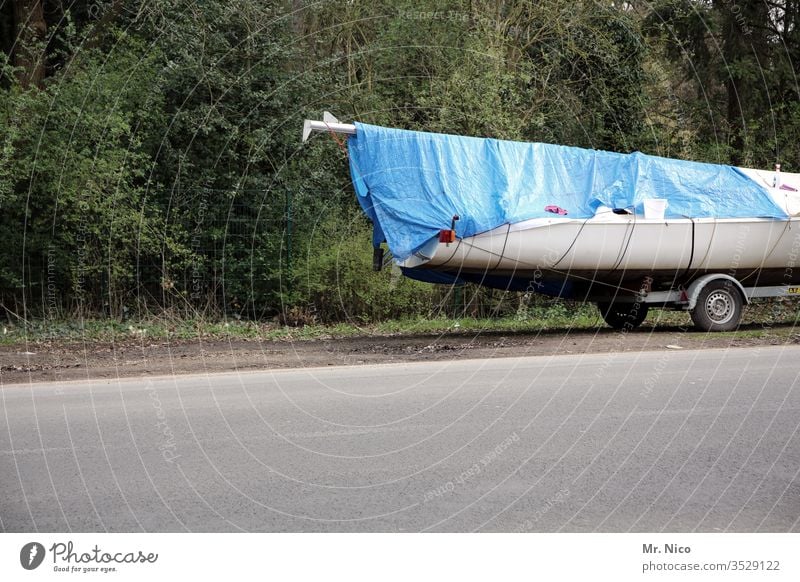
left=2, top=346, right=799, bottom=532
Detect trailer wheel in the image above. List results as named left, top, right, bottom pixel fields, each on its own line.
left=690, top=280, right=743, bottom=332
left=597, top=301, right=649, bottom=330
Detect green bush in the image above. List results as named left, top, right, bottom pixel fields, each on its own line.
left=288, top=212, right=439, bottom=323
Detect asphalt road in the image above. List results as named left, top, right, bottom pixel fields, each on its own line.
left=2, top=346, right=799, bottom=532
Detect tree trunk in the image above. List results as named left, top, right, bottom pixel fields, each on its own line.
left=12, top=0, right=47, bottom=89
left=718, top=2, right=744, bottom=165
left=0, top=1, right=15, bottom=65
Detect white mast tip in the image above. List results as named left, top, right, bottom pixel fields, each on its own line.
left=301, top=115, right=356, bottom=143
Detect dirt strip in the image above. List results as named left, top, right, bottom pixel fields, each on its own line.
left=2, top=323, right=798, bottom=385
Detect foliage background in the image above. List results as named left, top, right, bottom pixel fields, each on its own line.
left=2, top=0, right=799, bottom=323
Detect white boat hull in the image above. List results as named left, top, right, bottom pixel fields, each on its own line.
left=400, top=211, right=800, bottom=297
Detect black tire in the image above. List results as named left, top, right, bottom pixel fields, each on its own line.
left=690, top=280, right=744, bottom=332
left=598, top=301, right=649, bottom=330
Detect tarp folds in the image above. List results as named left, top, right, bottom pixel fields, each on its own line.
left=347, top=122, right=787, bottom=261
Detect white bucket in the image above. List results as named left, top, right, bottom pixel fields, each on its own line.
left=643, top=198, right=668, bottom=220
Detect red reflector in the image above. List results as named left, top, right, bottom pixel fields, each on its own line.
left=439, top=229, right=456, bottom=243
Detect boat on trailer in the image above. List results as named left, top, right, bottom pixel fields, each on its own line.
left=302, top=114, right=800, bottom=331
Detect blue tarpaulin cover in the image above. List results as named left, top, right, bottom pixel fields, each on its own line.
left=348, top=122, right=787, bottom=261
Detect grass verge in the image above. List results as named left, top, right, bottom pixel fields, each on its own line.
left=0, top=301, right=797, bottom=346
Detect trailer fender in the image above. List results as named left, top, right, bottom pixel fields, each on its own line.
left=686, top=274, right=749, bottom=310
